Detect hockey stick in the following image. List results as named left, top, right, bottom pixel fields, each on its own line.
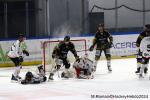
left=120, top=53, right=137, bottom=57
left=76, top=49, right=89, bottom=52
left=49, top=58, right=62, bottom=79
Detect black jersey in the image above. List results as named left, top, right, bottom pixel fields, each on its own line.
left=92, top=31, right=113, bottom=50
left=136, top=31, right=150, bottom=47
left=52, top=41, right=78, bottom=59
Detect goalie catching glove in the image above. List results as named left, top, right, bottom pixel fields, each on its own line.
left=23, top=50, right=29, bottom=56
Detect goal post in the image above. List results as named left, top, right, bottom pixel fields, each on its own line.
left=42, top=39, right=87, bottom=73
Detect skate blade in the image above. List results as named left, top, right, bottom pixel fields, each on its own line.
left=11, top=80, right=19, bottom=83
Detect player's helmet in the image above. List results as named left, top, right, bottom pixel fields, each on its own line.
left=145, top=24, right=150, bottom=29
left=64, top=36, right=70, bottom=42
left=18, top=33, right=25, bottom=38
left=145, top=24, right=150, bottom=32
left=98, top=23, right=104, bottom=27
left=25, top=71, right=33, bottom=81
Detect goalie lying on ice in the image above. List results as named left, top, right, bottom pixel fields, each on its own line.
left=21, top=64, right=47, bottom=84
left=73, top=54, right=95, bottom=79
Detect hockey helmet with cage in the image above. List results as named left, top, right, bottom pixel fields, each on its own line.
left=25, top=71, right=33, bottom=81
left=145, top=24, right=150, bottom=32
left=64, top=36, right=70, bottom=42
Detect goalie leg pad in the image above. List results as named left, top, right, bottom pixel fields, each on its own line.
left=75, top=68, right=81, bottom=78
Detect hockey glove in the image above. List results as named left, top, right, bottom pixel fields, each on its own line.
left=75, top=56, right=80, bottom=63
left=23, top=50, right=29, bottom=56
left=89, top=45, right=94, bottom=51
left=137, top=47, right=142, bottom=56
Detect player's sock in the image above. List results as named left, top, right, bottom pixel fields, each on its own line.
left=12, top=66, right=22, bottom=80
left=94, top=61, right=97, bottom=71
left=107, top=60, right=112, bottom=71
left=139, top=64, right=146, bottom=78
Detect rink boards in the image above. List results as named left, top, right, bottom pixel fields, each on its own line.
left=0, top=34, right=138, bottom=67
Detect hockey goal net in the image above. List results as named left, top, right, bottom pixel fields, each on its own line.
left=42, top=39, right=87, bottom=73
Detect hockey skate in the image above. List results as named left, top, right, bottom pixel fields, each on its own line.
left=108, top=66, right=112, bottom=72
left=48, top=73, right=54, bottom=80
left=135, top=67, right=140, bottom=74
left=144, top=67, right=148, bottom=74
left=139, top=74, right=144, bottom=78
left=11, top=74, right=21, bottom=82
left=61, top=72, right=69, bottom=79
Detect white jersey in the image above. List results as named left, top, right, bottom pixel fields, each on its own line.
left=73, top=57, right=94, bottom=72
left=140, top=36, right=150, bottom=58
left=7, top=40, right=23, bottom=58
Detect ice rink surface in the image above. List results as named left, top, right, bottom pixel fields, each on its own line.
left=0, top=58, right=150, bottom=100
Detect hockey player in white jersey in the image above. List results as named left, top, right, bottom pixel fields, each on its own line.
left=73, top=54, right=95, bottom=79
left=7, top=34, right=29, bottom=81
left=139, top=36, right=150, bottom=78
left=21, top=65, right=47, bottom=84
left=135, top=24, right=150, bottom=74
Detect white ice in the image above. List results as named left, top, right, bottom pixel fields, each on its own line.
left=0, top=58, right=150, bottom=100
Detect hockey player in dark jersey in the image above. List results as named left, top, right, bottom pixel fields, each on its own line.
left=49, top=36, right=79, bottom=80
left=89, top=23, right=113, bottom=72
left=135, top=24, right=150, bottom=75
left=135, top=24, right=150, bottom=77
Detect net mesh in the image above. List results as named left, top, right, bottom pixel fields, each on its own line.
left=42, top=39, right=87, bottom=73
